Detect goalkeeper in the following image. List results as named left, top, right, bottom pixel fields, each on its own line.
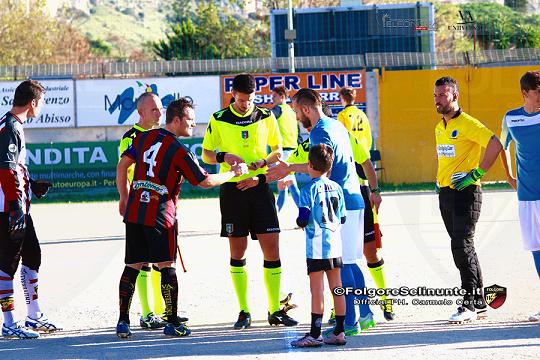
left=433, top=77, right=502, bottom=323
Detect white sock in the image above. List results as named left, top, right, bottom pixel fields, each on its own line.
left=20, top=265, right=41, bottom=319
left=0, top=269, right=15, bottom=326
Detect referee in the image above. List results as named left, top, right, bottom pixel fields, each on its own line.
left=202, top=74, right=298, bottom=329
left=433, top=77, right=502, bottom=323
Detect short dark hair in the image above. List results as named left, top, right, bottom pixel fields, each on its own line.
left=232, top=74, right=256, bottom=94
left=435, top=76, right=459, bottom=93
left=339, top=86, right=355, bottom=104
left=321, top=100, right=333, bottom=117
left=166, top=97, right=194, bottom=124
left=520, top=71, right=540, bottom=91
left=13, top=80, right=45, bottom=107
left=272, top=86, right=288, bottom=98
left=309, top=143, right=334, bottom=174
left=292, top=88, right=322, bottom=108
left=136, top=92, right=158, bottom=110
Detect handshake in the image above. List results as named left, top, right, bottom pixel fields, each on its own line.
left=229, top=162, right=249, bottom=177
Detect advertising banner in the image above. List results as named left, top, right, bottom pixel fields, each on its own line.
left=220, top=70, right=366, bottom=108
left=26, top=138, right=217, bottom=201
left=0, top=80, right=75, bottom=128
left=76, top=76, right=220, bottom=127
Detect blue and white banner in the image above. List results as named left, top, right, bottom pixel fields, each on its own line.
left=75, top=76, right=220, bottom=127
left=0, top=80, right=75, bottom=128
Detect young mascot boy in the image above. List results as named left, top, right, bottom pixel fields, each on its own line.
left=291, top=144, right=347, bottom=347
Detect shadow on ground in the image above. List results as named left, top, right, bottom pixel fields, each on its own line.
left=0, top=320, right=538, bottom=359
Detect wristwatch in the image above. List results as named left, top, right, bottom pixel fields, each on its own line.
left=370, top=187, right=381, bottom=194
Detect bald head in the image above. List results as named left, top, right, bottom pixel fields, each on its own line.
left=136, top=92, right=163, bottom=129
left=136, top=92, right=159, bottom=110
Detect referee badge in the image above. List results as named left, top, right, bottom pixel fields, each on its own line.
left=226, top=223, right=234, bottom=236
left=484, top=284, right=506, bottom=309
left=451, top=129, right=459, bottom=138
left=242, top=131, right=249, bottom=139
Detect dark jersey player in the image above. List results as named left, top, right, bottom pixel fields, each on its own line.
left=116, top=98, right=247, bottom=338
left=0, top=80, right=57, bottom=339
left=119, top=92, right=166, bottom=330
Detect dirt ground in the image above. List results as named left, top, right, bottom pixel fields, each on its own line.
left=0, top=191, right=538, bottom=359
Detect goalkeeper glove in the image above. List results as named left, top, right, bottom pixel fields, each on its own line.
left=8, top=201, right=25, bottom=240
left=451, top=167, right=485, bottom=191
left=30, top=179, right=52, bottom=199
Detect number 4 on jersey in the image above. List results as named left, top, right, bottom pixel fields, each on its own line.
left=143, top=142, right=162, bottom=177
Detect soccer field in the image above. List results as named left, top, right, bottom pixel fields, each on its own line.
left=0, top=191, right=538, bottom=359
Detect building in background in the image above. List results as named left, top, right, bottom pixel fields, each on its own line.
left=271, top=3, right=435, bottom=68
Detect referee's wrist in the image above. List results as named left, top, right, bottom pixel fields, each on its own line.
left=370, top=187, right=381, bottom=194
left=261, top=158, right=268, bottom=167
left=257, top=174, right=267, bottom=184
left=216, top=152, right=227, bottom=163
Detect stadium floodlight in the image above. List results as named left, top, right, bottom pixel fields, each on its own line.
left=287, top=0, right=295, bottom=73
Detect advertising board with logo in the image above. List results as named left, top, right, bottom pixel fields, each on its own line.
left=220, top=71, right=366, bottom=110
left=27, top=138, right=217, bottom=201
left=0, top=80, right=75, bottom=128
left=76, top=76, right=220, bottom=127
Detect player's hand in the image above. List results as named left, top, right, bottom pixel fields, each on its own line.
left=277, top=179, right=288, bottom=190
left=119, top=197, right=128, bottom=216
left=266, top=161, right=290, bottom=182
left=30, top=179, right=52, bottom=199
left=248, top=159, right=267, bottom=171
left=8, top=202, right=25, bottom=240
left=224, top=153, right=245, bottom=166
left=370, top=192, right=382, bottom=212
left=506, top=175, right=517, bottom=190
left=236, top=177, right=259, bottom=191
left=231, top=162, right=249, bottom=177
left=451, top=167, right=485, bottom=191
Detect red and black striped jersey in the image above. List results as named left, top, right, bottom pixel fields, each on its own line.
left=0, top=112, right=30, bottom=213
left=122, top=128, right=208, bottom=229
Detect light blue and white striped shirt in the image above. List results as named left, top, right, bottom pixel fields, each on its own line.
left=501, top=107, right=540, bottom=201
left=298, top=177, right=346, bottom=259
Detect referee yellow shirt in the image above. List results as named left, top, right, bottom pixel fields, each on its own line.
left=435, top=110, right=494, bottom=188
left=119, top=124, right=146, bottom=183
left=337, top=105, right=372, bottom=151
left=273, top=103, right=298, bottom=150
left=202, top=104, right=281, bottom=182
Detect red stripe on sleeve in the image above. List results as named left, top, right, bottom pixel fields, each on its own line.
left=0, top=169, right=20, bottom=202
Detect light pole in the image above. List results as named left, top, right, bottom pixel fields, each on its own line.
left=285, top=0, right=296, bottom=73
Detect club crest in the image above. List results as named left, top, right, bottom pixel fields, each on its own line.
left=484, top=284, right=507, bottom=309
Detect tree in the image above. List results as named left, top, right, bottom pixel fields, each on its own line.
left=505, top=0, right=528, bottom=13
left=87, top=37, right=113, bottom=58
left=0, top=0, right=92, bottom=66
left=435, top=3, right=475, bottom=52
left=460, top=2, right=540, bottom=49
left=153, top=1, right=270, bottom=60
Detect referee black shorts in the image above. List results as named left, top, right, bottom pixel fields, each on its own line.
left=125, top=222, right=177, bottom=264
left=219, top=182, right=280, bottom=239
left=0, top=213, right=41, bottom=276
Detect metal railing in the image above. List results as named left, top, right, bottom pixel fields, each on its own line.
left=0, top=50, right=538, bottom=80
